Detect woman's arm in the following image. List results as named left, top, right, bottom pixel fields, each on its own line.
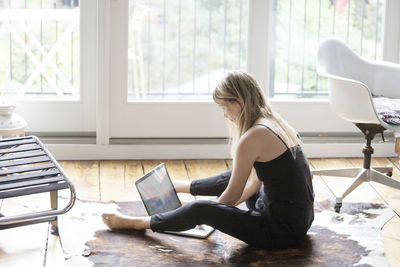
left=234, top=170, right=262, bottom=206
left=217, top=132, right=259, bottom=206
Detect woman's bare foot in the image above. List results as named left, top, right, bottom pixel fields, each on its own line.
left=102, top=213, right=151, bottom=230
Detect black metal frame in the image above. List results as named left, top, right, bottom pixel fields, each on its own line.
left=355, top=123, right=387, bottom=170
left=0, top=136, right=76, bottom=234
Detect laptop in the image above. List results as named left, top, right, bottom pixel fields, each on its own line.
left=135, top=163, right=214, bottom=238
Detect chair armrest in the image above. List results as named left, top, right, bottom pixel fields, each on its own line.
left=327, top=75, right=381, bottom=124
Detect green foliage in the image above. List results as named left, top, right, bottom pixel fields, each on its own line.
left=0, top=0, right=382, bottom=100
left=128, top=0, right=248, bottom=100
left=273, top=0, right=382, bottom=98
left=0, top=1, right=79, bottom=99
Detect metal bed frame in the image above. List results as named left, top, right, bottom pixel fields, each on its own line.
left=0, top=136, right=76, bottom=234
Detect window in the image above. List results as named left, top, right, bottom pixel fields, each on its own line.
left=269, top=0, right=383, bottom=98
left=127, top=0, right=249, bottom=101
left=0, top=0, right=80, bottom=100
left=0, top=0, right=95, bottom=134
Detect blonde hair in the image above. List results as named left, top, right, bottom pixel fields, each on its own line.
left=213, top=71, right=301, bottom=158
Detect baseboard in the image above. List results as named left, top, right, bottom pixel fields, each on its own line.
left=303, top=142, right=397, bottom=158
left=44, top=141, right=397, bottom=160
left=45, top=143, right=231, bottom=160
left=31, top=132, right=398, bottom=160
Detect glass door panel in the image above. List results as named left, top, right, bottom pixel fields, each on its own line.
left=110, top=0, right=249, bottom=138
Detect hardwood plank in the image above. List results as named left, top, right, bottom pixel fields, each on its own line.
left=59, top=160, right=100, bottom=201
left=164, top=160, right=195, bottom=202
left=375, top=157, right=400, bottom=214
left=307, top=160, right=334, bottom=202
left=348, top=157, right=392, bottom=170
left=388, top=157, right=400, bottom=210
left=396, top=137, right=400, bottom=156
left=310, top=158, right=400, bottom=267
left=347, top=157, right=400, bottom=267
left=142, top=160, right=193, bottom=202
left=381, top=215, right=400, bottom=267
left=184, top=159, right=228, bottom=181
left=124, top=160, right=144, bottom=180
left=183, top=160, right=228, bottom=201
left=225, top=159, right=232, bottom=170
left=309, top=158, right=383, bottom=203
left=142, top=160, right=189, bottom=181
left=0, top=158, right=392, bottom=267
left=346, top=157, right=400, bottom=213
left=125, top=160, right=145, bottom=202
left=141, top=160, right=161, bottom=173
left=389, top=157, right=399, bottom=165
left=100, top=161, right=138, bottom=202
left=309, top=158, right=355, bottom=201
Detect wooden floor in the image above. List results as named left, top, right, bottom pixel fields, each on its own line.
left=0, top=158, right=400, bottom=267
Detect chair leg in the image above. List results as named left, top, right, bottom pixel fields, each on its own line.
left=311, top=167, right=362, bottom=178
left=369, top=169, right=400, bottom=190
left=50, top=190, right=59, bottom=235
left=371, top=166, right=393, bottom=176
left=335, top=169, right=368, bottom=213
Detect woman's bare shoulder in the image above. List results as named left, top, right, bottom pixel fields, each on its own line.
left=240, top=122, right=276, bottom=147
left=247, top=121, right=277, bottom=139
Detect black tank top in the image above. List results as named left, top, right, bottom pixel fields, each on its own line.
left=252, top=124, right=314, bottom=208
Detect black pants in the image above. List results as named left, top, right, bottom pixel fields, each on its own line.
left=150, top=170, right=311, bottom=248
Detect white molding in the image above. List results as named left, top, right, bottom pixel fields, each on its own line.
left=108, top=0, right=129, bottom=138
left=382, top=0, right=400, bottom=63
left=45, top=142, right=396, bottom=160
left=106, top=1, right=230, bottom=139
left=12, top=3, right=96, bottom=133
left=270, top=99, right=358, bottom=133
left=46, top=144, right=231, bottom=160
left=302, top=142, right=396, bottom=158
left=96, top=0, right=111, bottom=145
left=80, top=0, right=97, bottom=133
left=247, top=0, right=272, bottom=93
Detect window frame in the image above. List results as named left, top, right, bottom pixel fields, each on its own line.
left=17, top=0, right=399, bottom=160
left=256, top=0, right=400, bottom=134
left=3, top=0, right=97, bottom=134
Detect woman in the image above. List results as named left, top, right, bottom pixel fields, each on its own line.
left=102, top=71, right=314, bottom=248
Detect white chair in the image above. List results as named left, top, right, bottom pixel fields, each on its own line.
left=314, top=37, right=400, bottom=212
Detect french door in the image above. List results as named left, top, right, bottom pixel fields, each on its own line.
left=103, top=0, right=399, bottom=145
left=106, top=0, right=250, bottom=140
left=3, top=0, right=398, bottom=141
left=0, top=0, right=96, bottom=133
left=105, top=0, right=378, bottom=142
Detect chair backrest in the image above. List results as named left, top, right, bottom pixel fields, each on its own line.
left=317, top=38, right=400, bottom=97
left=316, top=38, right=380, bottom=124
left=317, top=38, right=373, bottom=89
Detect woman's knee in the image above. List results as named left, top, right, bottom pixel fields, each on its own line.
left=185, top=200, right=215, bottom=212
left=187, top=200, right=225, bottom=219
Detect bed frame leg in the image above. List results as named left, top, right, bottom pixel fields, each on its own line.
left=50, top=190, right=59, bottom=235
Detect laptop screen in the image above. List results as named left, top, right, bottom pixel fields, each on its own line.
left=135, top=163, right=182, bottom=216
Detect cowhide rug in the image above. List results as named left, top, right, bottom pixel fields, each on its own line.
left=58, top=199, right=394, bottom=267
